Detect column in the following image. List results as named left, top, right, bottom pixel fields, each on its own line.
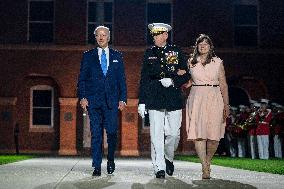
left=0, top=97, right=17, bottom=153
left=120, top=99, right=139, bottom=156
left=58, top=98, right=78, bottom=155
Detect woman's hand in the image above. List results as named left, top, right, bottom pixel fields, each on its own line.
left=183, top=80, right=192, bottom=88
left=177, top=69, right=186, bottom=76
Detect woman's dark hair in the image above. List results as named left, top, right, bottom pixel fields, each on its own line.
left=190, top=34, right=216, bottom=66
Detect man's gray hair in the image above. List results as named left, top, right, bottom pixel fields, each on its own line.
left=94, top=25, right=110, bottom=36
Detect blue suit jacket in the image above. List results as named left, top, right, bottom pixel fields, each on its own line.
left=77, top=47, right=127, bottom=109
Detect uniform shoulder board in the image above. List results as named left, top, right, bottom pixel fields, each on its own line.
left=144, top=48, right=152, bottom=54
left=112, top=48, right=122, bottom=55
left=167, top=44, right=175, bottom=48
left=84, top=48, right=95, bottom=54
left=112, top=48, right=119, bottom=53
left=171, top=44, right=180, bottom=51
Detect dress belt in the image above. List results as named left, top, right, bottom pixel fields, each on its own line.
left=192, top=84, right=219, bottom=87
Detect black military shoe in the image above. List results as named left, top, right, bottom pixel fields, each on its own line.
left=155, top=170, right=165, bottom=179
left=165, top=159, right=174, bottom=176
left=107, top=161, right=115, bottom=174
left=92, top=167, right=101, bottom=176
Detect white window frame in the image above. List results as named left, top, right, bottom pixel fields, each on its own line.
left=30, top=85, right=54, bottom=132
left=87, top=0, right=114, bottom=44
left=233, top=0, right=259, bottom=47
left=27, top=0, right=55, bottom=43
left=146, top=0, right=173, bottom=45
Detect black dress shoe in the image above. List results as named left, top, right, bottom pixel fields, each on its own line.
left=92, top=167, right=101, bottom=176
left=165, top=159, right=174, bottom=176
left=107, top=161, right=115, bottom=174
left=155, top=170, right=165, bottom=179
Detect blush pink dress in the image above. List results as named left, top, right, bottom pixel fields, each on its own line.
left=186, top=57, right=228, bottom=141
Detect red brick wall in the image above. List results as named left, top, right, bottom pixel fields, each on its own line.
left=0, top=1, right=27, bottom=44
left=0, top=98, right=17, bottom=152
left=174, top=0, right=234, bottom=47
left=1, top=0, right=284, bottom=48
left=55, top=0, right=87, bottom=44
left=15, top=77, right=60, bottom=152
left=114, top=1, right=146, bottom=46
left=217, top=50, right=284, bottom=102
left=259, top=1, right=284, bottom=48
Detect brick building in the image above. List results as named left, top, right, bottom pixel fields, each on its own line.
left=0, top=0, right=283, bottom=156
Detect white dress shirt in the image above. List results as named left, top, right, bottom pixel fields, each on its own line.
left=97, top=47, right=110, bottom=69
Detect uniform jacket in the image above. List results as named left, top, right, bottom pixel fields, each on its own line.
left=77, top=47, right=127, bottom=109
left=271, top=112, right=284, bottom=135
left=235, top=111, right=249, bottom=137
left=248, top=112, right=259, bottom=136
left=256, top=109, right=272, bottom=135
left=138, top=44, right=191, bottom=111
left=226, top=115, right=237, bottom=138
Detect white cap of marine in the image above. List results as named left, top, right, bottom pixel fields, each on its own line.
left=260, top=98, right=269, bottom=104
left=148, top=23, right=172, bottom=35
left=250, top=99, right=257, bottom=104
left=254, top=103, right=261, bottom=107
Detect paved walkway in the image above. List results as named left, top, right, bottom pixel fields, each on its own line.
left=0, top=157, right=283, bottom=189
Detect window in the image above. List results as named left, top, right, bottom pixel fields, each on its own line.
left=146, top=0, right=173, bottom=45
left=28, top=0, right=54, bottom=43
left=30, top=85, right=54, bottom=129
left=87, top=0, right=113, bottom=44
left=234, top=0, right=258, bottom=47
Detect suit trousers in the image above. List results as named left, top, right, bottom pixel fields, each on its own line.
left=257, top=135, right=269, bottom=159
left=273, top=135, right=283, bottom=158
left=148, top=109, right=182, bottom=173
left=237, top=137, right=246, bottom=157
left=225, top=133, right=237, bottom=157
left=88, top=100, right=118, bottom=168
left=249, top=135, right=258, bottom=159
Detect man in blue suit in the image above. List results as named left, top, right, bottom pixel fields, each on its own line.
left=77, top=26, right=127, bottom=176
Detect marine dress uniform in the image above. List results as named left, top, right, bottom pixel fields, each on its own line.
left=235, top=105, right=249, bottom=157
left=247, top=103, right=261, bottom=159
left=271, top=105, right=283, bottom=158
left=138, top=23, right=191, bottom=178
left=256, top=99, right=272, bottom=159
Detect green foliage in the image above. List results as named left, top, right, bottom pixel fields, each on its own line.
left=175, top=155, right=284, bottom=175
left=0, top=155, right=36, bottom=165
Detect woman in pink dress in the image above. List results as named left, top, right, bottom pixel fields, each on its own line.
left=179, top=34, right=229, bottom=179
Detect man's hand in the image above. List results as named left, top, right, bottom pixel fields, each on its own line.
left=159, top=78, right=173, bottom=88
left=177, top=69, right=186, bottom=76
left=80, top=98, right=88, bottom=111
left=138, top=104, right=147, bottom=118
left=118, top=101, right=126, bottom=111
left=183, top=79, right=193, bottom=89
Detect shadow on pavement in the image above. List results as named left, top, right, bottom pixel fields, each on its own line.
left=191, top=178, right=257, bottom=189
left=34, top=175, right=257, bottom=189
left=34, top=175, right=115, bottom=189
left=131, top=177, right=257, bottom=189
